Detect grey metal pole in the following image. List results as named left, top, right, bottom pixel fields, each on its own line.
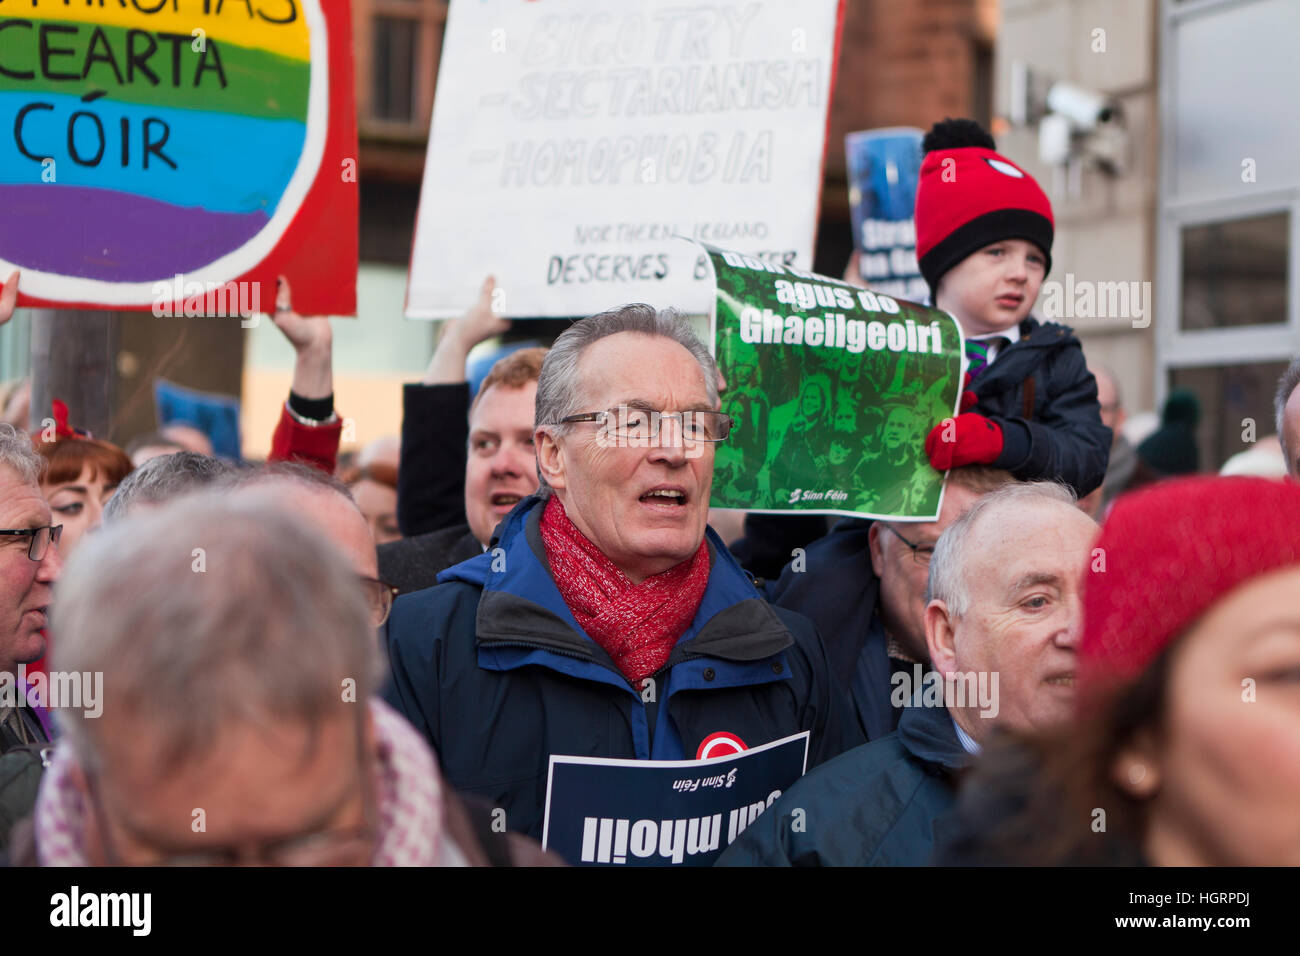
left=28, top=310, right=115, bottom=440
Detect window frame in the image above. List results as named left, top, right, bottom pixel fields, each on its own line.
left=1156, top=0, right=1300, bottom=402
left=354, top=0, right=448, bottom=140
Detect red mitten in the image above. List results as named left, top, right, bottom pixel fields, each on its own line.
left=959, top=372, right=978, bottom=412
left=925, top=413, right=1004, bottom=470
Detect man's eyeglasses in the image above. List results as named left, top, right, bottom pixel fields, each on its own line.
left=0, top=525, right=62, bottom=561
left=881, top=525, right=935, bottom=567
left=359, top=576, right=399, bottom=628
left=552, top=405, right=736, bottom=443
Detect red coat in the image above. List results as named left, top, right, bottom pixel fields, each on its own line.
left=268, top=402, right=341, bottom=475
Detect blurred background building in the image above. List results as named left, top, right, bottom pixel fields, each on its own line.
left=250, top=0, right=1001, bottom=456
left=998, top=0, right=1297, bottom=472
left=4, top=0, right=1296, bottom=473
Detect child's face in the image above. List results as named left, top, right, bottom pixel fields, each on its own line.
left=935, top=238, right=1047, bottom=336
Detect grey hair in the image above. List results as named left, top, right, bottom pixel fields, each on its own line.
left=0, top=423, right=42, bottom=486
left=226, top=459, right=355, bottom=502
left=51, top=493, right=378, bottom=773
left=533, top=304, right=720, bottom=495
left=1275, top=356, right=1300, bottom=470
left=925, top=481, right=1080, bottom=617
left=102, top=451, right=234, bottom=523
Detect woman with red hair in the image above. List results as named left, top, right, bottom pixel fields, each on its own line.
left=36, top=403, right=133, bottom=559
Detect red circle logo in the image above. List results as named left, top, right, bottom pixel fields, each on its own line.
left=696, top=732, right=748, bottom=760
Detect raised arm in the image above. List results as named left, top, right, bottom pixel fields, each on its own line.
left=398, top=276, right=510, bottom=536
left=267, top=276, right=342, bottom=474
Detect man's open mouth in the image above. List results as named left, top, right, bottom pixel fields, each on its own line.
left=640, top=488, right=688, bottom=506
left=490, top=493, right=523, bottom=507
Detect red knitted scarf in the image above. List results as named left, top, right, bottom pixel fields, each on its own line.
left=540, top=495, right=710, bottom=686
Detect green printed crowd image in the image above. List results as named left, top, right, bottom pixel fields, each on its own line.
left=704, top=244, right=963, bottom=520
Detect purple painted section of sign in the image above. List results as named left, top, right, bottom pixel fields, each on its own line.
left=0, top=185, right=268, bottom=282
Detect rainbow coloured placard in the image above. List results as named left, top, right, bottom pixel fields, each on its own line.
left=0, top=0, right=356, bottom=314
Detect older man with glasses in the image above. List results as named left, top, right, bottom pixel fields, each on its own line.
left=231, top=463, right=399, bottom=632
left=720, top=482, right=1098, bottom=866
left=0, top=423, right=63, bottom=848
left=384, top=304, right=859, bottom=841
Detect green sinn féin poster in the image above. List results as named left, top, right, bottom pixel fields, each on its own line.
left=704, top=244, right=963, bottom=520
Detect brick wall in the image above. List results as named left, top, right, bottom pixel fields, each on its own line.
left=816, top=0, right=995, bottom=273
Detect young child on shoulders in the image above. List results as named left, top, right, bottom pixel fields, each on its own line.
left=916, top=118, right=1111, bottom=497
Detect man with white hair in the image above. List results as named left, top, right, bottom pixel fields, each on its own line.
left=11, top=495, right=557, bottom=865
left=718, top=482, right=1097, bottom=866
left=385, top=304, right=857, bottom=841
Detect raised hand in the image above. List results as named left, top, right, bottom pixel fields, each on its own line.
left=270, top=276, right=333, bottom=400
left=423, top=275, right=511, bottom=385
left=0, top=271, right=19, bottom=326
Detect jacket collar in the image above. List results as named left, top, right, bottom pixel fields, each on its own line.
left=897, top=701, right=972, bottom=774
left=970, top=316, right=1075, bottom=392
left=444, top=496, right=794, bottom=665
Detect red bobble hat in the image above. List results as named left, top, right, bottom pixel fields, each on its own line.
left=914, top=121, right=1055, bottom=297
left=1078, top=476, right=1300, bottom=705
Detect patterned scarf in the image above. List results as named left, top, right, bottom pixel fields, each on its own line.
left=540, top=495, right=710, bottom=686
left=34, top=698, right=456, bottom=867
left=964, top=336, right=1007, bottom=380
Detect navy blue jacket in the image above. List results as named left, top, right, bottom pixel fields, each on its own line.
left=766, top=518, right=901, bottom=742
left=714, top=702, right=970, bottom=866
left=975, top=316, right=1111, bottom=497
left=383, top=495, right=862, bottom=839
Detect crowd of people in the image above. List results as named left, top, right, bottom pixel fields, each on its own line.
left=2, top=119, right=1299, bottom=867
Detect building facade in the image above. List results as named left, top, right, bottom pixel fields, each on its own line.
left=997, top=0, right=1298, bottom=470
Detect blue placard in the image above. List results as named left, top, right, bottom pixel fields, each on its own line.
left=845, top=127, right=927, bottom=303
left=153, top=379, right=242, bottom=462
left=542, top=732, right=809, bottom=867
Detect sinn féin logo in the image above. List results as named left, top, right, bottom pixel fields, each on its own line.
left=696, top=732, right=748, bottom=760
left=984, top=157, right=1026, bottom=178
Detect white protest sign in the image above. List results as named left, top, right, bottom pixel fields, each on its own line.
left=406, top=0, right=843, bottom=319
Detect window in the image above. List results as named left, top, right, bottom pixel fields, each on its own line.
left=355, top=0, right=448, bottom=138
left=1158, top=0, right=1300, bottom=473
left=371, top=16, right=418, bottom=123
left=1180, top=212, right=1288, bottom=331
left=1169, top=360, right=1290, bottom=471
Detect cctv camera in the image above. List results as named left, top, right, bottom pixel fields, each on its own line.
left=1045, top=82, right=1120, bottom=132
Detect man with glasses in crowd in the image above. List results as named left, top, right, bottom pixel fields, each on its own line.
left=233, top=463, right=399, bottom=633
left=0, top=423, right=63, bottom=847
left=384, top=304, right=860, bottom=840
left=768, top=465, right=1013, bottom=740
